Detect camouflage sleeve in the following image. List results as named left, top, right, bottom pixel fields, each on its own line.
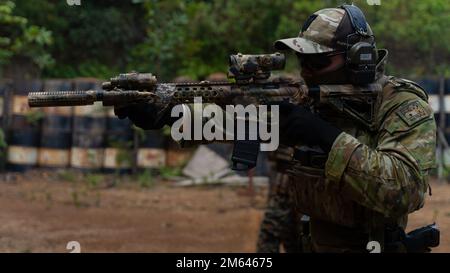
left=324, top=90, right=436, bottom=218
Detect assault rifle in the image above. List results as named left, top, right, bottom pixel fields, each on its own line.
left=28, top=52, right=382, bottom=170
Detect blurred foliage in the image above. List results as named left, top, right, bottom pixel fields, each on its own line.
left=58, top=169, right=77, bottom=183
left=0, top=0, right=53, bottom=74
left=108, top=139, right=134, bottom=169
left=13, top=0, right=146, bottom=79
left=0, top=128, right=7, bottom=160
left=1, top=0, right=449, bottom=80
left=137, top=169, right=155, bottom=188
left=360, top=0, right=450, bottom=76
left=0, top=128, right=6, bottom=149
left=85, top=173, right=102, bottom=188
left=24, top=109, right=45, bottom=125
left=159, top=165, right=182, bottom=179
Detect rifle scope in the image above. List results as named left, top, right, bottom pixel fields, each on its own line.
left=228, top=52, right=285, bottom=81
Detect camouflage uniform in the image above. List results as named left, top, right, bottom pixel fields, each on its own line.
left=256, top=146, right=302, bottom=253
left=275, top=7, right=436, bottom=252
left=284, top=75, right=436, bottom=252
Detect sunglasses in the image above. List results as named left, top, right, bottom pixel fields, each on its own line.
left=296, top=51, right=345, bottom=71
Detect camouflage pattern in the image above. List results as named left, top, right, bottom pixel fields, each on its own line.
left=256, top=172, right=301, bottom=253
left=169, top=73, right=436, bottom=252
left=274, top=7, right=375, bottom=54
left=275, top=8, right=345, bottom=54
left=257, top=146, right=302, bottom=253
left=229, top=53, right=285, bottom=76
left=287, top=76, right=436, bottom=252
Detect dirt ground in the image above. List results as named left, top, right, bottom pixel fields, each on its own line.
left=0, top=170, right=448, bottom=253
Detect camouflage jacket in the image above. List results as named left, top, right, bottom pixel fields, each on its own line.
left=287, top=75, right=436, bottom=251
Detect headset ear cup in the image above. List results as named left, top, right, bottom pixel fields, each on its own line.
left=347, top=42, right=376, bottom=65
left=340, top=4, right=378, bottom=84
left=346, top=42, right=377, bottom=85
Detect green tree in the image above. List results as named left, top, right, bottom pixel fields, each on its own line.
left=128, top=0, right=189, bottom=80
left=357, top=0, right=450, bottom=76
left=132, top=0, right=449, bottom=79
left=0, top=0, right=53, bottom=76
left=6, top=0, right=449, bottom=79
left=14, top=0, right=147, bottom=79
left=131, top=0, right=300, bottom=80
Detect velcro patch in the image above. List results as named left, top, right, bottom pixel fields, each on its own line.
left=396, top=100, right=430, bottom=126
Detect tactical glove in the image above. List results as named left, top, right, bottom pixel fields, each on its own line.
left=114, top=103, right=174, bottom=130
left=274, top=101, right=342, bottom=153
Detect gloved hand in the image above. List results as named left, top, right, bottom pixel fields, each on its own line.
left=114, top=103, right=174, bottom=130
left=273, top=101, right=342, bottom=153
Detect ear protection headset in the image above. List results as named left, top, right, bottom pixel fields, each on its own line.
left=340, top=4, right=377, bottom=85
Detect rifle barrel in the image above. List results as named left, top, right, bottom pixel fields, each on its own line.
left=28, top=90, right=155, bottom=107
left=28, top=90, right=99, bottom=107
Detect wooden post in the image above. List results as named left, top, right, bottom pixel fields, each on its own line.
left=132, top=128, right=139, bottom=175
left=0, top=80, right=12, bottom=172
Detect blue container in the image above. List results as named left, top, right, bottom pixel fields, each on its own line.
left=103, top=115, right=134, bottom=174
left=415, top=78, right=439, bottom=95
left=7, top=80, right=43, bottom=172
left=70, top=79, right=106, bottom=172
left=137, top=130, right=167, bottom=172
left=38, top=80, right=73, bottom=169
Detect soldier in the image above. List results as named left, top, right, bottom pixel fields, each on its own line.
left=256, top=146, right=302, bottom=253
left=270, top=4, right=436, bottom=252
left=115, top=5, right=437, bottom=252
